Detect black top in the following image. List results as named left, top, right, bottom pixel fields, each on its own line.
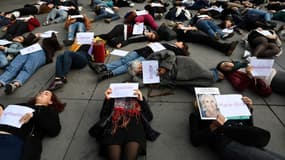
left=0, top=104, right=61, bottom=140
left=189, top=110, right=270, bottom=153
left=134, top=43, right=185, bottom=58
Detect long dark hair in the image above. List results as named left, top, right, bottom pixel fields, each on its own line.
left=41, top=32, right=62, bottom=64
left=181, top=42, right=189, bottom=56
left=27, top=91, right=66, bottom=113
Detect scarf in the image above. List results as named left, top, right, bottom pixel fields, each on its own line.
left=111, top=98, right=141, bottom=134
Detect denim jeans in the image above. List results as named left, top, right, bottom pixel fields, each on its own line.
left=0, top=51, right=8, bottom=68
left=222, top=141, right=285, bottom=160
left=55, top=51, right=89, bottom=77
left=94, top=10, right=120, bottom=21
left=68, top=22, right=86, bottom=40
left=0, top=134, right=24, bottom=160
left=196, top=19, right=225, bottom=39
left=93, top=0, right=113, bottom=7
left=106, top=51, right=145, bottom=76
left=246, top=9, right=272, bottom=22
left=0, top=50, right=46, bottom=85
left=46, top=8, right=68, bottom=23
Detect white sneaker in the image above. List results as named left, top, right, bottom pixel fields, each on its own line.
left=129, top=3, right=135, bottom=7
left=243, top=50, right=251, bottom=59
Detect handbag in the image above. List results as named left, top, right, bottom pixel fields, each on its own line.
left=89, top=111, right=114, bottom=141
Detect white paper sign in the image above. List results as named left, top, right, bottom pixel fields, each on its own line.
left=105, top=7, right=115, bottom=14
left=58, top=6, right=70, bottom=11
left=70, top=15, right=84, bottom=19
left=142, top=60, right=160, bottom=84
left=197, top=15, right=209, bottom=18
left=0, top=40, right=12, bottom=45
left=76, top=32, right=94, bottom=45
left=151, top=3, right=164, bottom=7
left=222, top=28, right=233, bottom=34
left=136, top=10, right=148, bottom=16
left=148, top=42, right=166, bottom=52
left=110, top=49, right=129, bottom=57
left=215, top=94, right=251, bottom=119
left=20, top=43, right=42, bottom=55
left=250, top=58, right=274, bottom=77
left=256, top=30, right=272, bottom=36
left=124, top=24, right=127, bottom=41
left=132, top=23, right=144, bottom=35
left=109, top=83, right=139, bottom=98
left=0, top=105, right=35, bottom=128
left=40, top=30, right=58, bottom=38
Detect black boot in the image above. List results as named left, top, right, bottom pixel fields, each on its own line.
left=88, top=62, right=107, bottom=74
left=224, top=41, right=238, bottom=56
left=97, top=70, right=113, bottom=82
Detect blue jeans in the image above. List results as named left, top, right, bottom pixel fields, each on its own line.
left=196, top=19, right=225, bottom=39
left=0, top=51, right=8, bottom=68
left=0, top=134, right=24, bottom=160
left=246, top=9, right=272, bottom=22
left=68, top=22, right=86, bottom=40
left=222, top=141, right=285, bottom=160
left=55, top=51, right=89, bottom=77
left=46, top=8, right=68, bottom=23
left=0, top=50, right=46, bottom=85
left=93, top=0, right=113, bottom=7
left=94, top=10, right=120, bottom=21
left=106, top=51, right=145, bottom=75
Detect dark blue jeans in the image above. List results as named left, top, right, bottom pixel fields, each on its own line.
left=0, top=134, right=24, bottom=160
left=55, top=51, right=89, bottom=77
left=222, top=141, right=285, bottom=160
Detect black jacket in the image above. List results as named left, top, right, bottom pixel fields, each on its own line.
left=89, top=97, right=160, bottom=141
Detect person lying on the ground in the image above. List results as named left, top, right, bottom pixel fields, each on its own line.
left=216, top=60, right=274, bottom=97
left=88, top=41, right=190, bottom=82
left=1, top=15, right=40, bottom=41
left=244, top=28, right=282, bottom=58
left=0, top=90, right=65, bottom=160
left=47, top=43, right=92, bottom=91
left=0, top=33, right=39, bottom=68
left=95, top=23, right=159, bottom=48
left=63, top=14, right=91, bottom=46
left=89, top=87, right=158, bottom=159
left=128, top=51, right=223, bottom=89
left=190, top=96, right=285, bottom=160
left=0, top=32, right=62, bottom=94
left=174, top=23, right=238, bottom=56
left=43, top=0, right=79, bottom=26
left=124, top=10, right=158, bottom=30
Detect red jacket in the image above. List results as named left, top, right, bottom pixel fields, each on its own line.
left=27, top=18, right=40, bottom=31
left=225, top=71, right=272, bottom=97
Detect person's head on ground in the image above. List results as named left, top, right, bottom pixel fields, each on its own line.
left=12, top=36, right=25, bottom=43
left=145, top=31, right=159, bottom=42
left=175, top=41, right=189, bottom=56
left=128, top=60, right=143, bottom=77
left=216, top=60, right=248, bottom=73
left=27, top=90, right=66, bottom=112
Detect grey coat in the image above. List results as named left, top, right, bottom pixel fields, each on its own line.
left=133, top=50, right=214, bottom=87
